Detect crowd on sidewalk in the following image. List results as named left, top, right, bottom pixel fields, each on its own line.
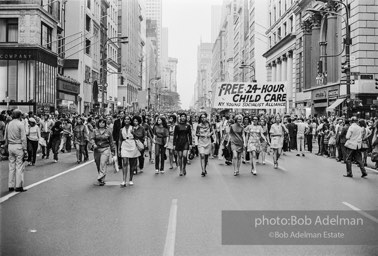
left=1, top=108, right=377, bottom=192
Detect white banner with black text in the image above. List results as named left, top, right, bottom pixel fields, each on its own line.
left=212, top=82, right=287, bottom=109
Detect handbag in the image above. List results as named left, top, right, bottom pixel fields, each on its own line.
left=371, top=149, right=378, bottom=162
left=134, top=139, right=144, bottom=152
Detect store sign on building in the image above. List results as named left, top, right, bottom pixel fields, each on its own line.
left=58, top=80, right=80, bottom=94
left=314, top=90, right=327, bottom=100
left=328, top=89, right=339, bottom=99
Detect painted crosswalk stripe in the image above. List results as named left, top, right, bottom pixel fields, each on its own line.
left=163, top=199, right=178, bottom=256
left=342, top=202, right=378, bottom=224
left=0, top=160, right=94, bottom=204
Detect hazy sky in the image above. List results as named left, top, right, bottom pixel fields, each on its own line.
left=162, top=0, right=223, bottom=109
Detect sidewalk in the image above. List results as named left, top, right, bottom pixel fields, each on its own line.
left=0, top=150, right=93, bottom=197
left=303, top=140, right=377, bottom=170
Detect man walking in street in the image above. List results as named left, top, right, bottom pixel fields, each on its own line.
left=5, top=109, right=28, bottom=192
left=39, top=114, right=54, bottom=159
left=112, top=111, right=125, bottom=169
left=344, top=116, right=367, bottom=178
left=287, top=118, right=297, bottom=151
left=335, top=118, right=344, bottom=162
left=295, top=118, right=308, bottom=157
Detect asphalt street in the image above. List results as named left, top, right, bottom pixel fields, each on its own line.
left=1, top=149, right=378, bottom=256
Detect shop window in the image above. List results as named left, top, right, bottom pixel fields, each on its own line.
left=0, top=61, right=7, bottom=100
left=0, top=18, right=18, bottom=42
left=41, top=23, right=52, bottom=50
left=85, top=39, right=91, bottom=55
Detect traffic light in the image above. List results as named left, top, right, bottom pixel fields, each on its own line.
left=341, top=60, right=349, bottom=74
left=317, top=60, right=323, bottom=74
left=375, top=78, right=378, bottom=89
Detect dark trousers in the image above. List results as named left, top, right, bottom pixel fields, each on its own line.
left=306, top=134, right=313, bottom=152
left=115, top=141, right=122, bottom=168
left=155, top=144, right=165, bottom=171
left=289, top=136, right=297, bottom=150
left=65, top=135, right=72, bottom=152
left=341, top=144, right=347, bottom=162
left=222, top=140, right=233, bottom=162
left=128, top=157, right=138, bottom=181
left=27, top=139, right=38, bottom=164
left=83, top=141, right=89, bottom=160
left=138, top=149, right=145, bottom=169
left=317, top=136, right=323, bottom=154
left=336, top=143, right=343, bottom=161
left=345, top=148, right=367, bottom=176
left=49, top=138, right=60, bottom=160
left=41, top=132, right=50, bottom=157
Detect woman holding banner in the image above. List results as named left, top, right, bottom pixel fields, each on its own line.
left=269, top=116, right=288, bottom=169
left=227, top=115, right=245, bottom=176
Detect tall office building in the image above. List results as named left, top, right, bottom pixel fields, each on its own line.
left=211, top=5, right=222, bottom=43
left=118, top=0, right=143, bottom=111
left=145, top=0, right=162, bottom=68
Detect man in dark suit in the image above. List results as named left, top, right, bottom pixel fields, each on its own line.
left=335, top=118, right=344, bottom=161
left=339, top=119, right=350, bottom=163
left=286, top=118, right=297, bottom=151
left=112, top=111, right=125, bottom=169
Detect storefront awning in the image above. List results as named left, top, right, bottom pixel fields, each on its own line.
left=326, top=98, right=345, bottom=112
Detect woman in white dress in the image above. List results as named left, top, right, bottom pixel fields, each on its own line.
left=118, top=116, right=141, bottom=187
left=269, top=116, right=288, bottom=169
left=196, top=113, right=213, bottom=177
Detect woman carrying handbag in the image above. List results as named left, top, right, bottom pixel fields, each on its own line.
left=91, top=118, right=115, bottom=186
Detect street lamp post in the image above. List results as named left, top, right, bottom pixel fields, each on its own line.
left=101, top=36, right=128, bottom=114
left=148, top=77, right=161, bottom=111
left=239, top=61, right=256, bottom=82
left=311, top=0, right=351, bottom=117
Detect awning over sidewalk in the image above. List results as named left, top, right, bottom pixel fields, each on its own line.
left=326, top=98, right=345, bottom=112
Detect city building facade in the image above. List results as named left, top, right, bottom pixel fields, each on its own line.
left=118, top=0, right=143, bottom=112
left=263, top=0, right=296, bottom=115
left=0, top=0, right=64, bottom=114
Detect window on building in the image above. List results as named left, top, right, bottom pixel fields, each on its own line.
left=289, top=16, right=293, bottom=32
left=273, top=32, right=276, bottom=44
left=279, top=0, right=281, bottom=16
left=283, top=22, right=287, bottom=36
left=85, top=65, right=91, bottom=82
left=278, top=27, right=281, bottom=40
left=86, top=15, right=91, bottom=32
left=269, top=36, right=272, bottom=47
left=0, top=18, right=18, bottom=42
left=269, top=12, right=271, bottom=27
left=85, top=39, right=91, bottom=55
left=273, top=7, right=276, bottom=22
left=41, top=23, right=52, bottom=50
left=57, top=2, right=61, bottom=23
left=87, top=0, right=91, bottom=9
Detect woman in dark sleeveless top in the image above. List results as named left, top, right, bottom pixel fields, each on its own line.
left=227, top=115, right=245, bottom=176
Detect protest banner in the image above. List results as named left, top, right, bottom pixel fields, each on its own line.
left=212, top=82, right=287, bottom=109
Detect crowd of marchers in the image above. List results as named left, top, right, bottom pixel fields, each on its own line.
left=1, top=109, right=377, bottom=192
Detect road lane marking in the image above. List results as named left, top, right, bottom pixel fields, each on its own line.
left=163, top=199, right=178, bottom=256
left=342, top=202, right=378, bottom=224
left=366, top=167, right=378, bottom=173
left=265, top=160, right=287, bottom=171
left=0, top=160, right=94, bottom=204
